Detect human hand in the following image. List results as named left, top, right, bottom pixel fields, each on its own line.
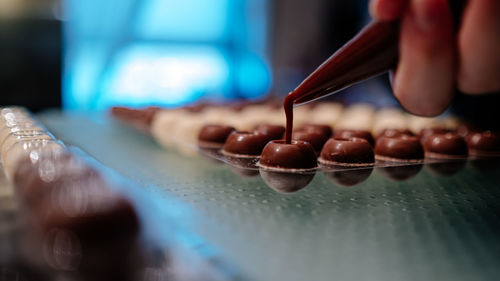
left=370, top=0, right=500, bottom=116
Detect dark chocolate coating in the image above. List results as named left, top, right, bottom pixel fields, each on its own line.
left=259, top=140, right=317, bottom=169
left=198, top=125, right=235, bottom=146
left=379, top=128, right=414, bottom=138
left=466, top=131, right=500, bottom=156
left=333, top=129, right=375, bottom=146
left=455, top=124, right=478, bottom=138
left=253, top=124, right=285, bottom=140
left=223, top=131, right=272, bottom=156
left=422, top=132, right=468, bottom=157
left=375, top=135, right=424, bottom=160
left=292, top=130, right=329, bottom=153
left=320, top=137, right=374, bottom=164
left=297, top=124, right=333, bottom=138
left=324, top=167, right=373, bottom=187
left=419, top=127, right=452, bottom=143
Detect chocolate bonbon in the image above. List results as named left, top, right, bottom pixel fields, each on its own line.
left=332, top=129, right=375, bottom=146
left=259, top=140, right=317, bottom=170
left=466, top=131, right=500, bottom=156
left=374, top=135, right=424, bottom=161
left=319, top=137, right=374, bottom=166
left=297, top=124, right=332, bottom=138
left=422, top=132, right=468, bottom=158
left=258, top=140, right=317, bottom=192
left=253, top=124, right=285, bottom=140
left=378, top=128, right=414, bottom=139
left=419, top=127, right=452, bottom=143
left=292, top=129, right=329, bottom=153
left=197, top=124, right=235, bottom=148
left=222, top=131, right=273, bottom=157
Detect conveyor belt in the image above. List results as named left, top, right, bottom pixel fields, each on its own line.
left=39, top=110, right=500, bottom=281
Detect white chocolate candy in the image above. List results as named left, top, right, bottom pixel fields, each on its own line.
left=335, top=103, right=375, bottom=131
left=407, top=115, right=442, bottom=134
left=372, top=108, right=408, bottom=137
left=292, top=105, right=312, bottom=127
left=308, top=102, right=343, bottom=127
left=151, top=109, right=188, bottom=148
left=171, top=114, right=207, bottom=156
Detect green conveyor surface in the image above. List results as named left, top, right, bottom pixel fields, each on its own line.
left=38, top=111, right=500, bottom=281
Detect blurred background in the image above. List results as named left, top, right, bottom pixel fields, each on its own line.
left=0, top=0, right=384, bottom=111
left=0, top=0, right=498, bottom=127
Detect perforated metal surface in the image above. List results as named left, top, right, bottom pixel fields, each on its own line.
left=39, top=111, right=500, bottom=281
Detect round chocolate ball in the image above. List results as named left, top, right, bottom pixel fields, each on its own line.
left=319, top=137, right=374, bottom=166
left=198, top=124, right=235, bottom=148
left=466, top=131, right=500, bottom=156
left=297, top=124, right=332, bottom=138
left=324, top=167, right=373, bottom=187
left=292, top=129, right=329, bottom=153
left=379, top=128, right=414, bottom=138
left=455, top=124, right=478, bottom=138
left=374, top=135, right=424, bottom=161
left=259, top=140, right=317, bottom=170
left=258, top=140, right=317, bottom=192
left=222, top=131, right=272, bottom=157
left=419, top=127, right=452, bottom=143
left=333, top=129, right=375, bottom=146
left=422, top=132, right=468, bottom=158
left=253, top=124, right=285, bottom=140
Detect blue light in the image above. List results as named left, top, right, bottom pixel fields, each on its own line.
left=63, top=0, right=271, bottom=109
left=136, top=0, right=230, bottom=41
left=235, top=52, right=272, bottom=99
left=98, top=44, right=230, bottom=108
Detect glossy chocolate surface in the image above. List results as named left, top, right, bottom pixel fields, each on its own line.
left=198, top=124, right=235, bottom=146
left=379, top=128, right=414, bottom=138
left=375, top=135, right=424, bottom=160
left=466, top=131, right=500, bottom=156
left=422, top=133, right=468, bottom=158
left=297, top=124, right=333, bottom=138
left=320, top=137, right=374, bottom=165
left=222, top=131, right=272, bottom=156
left=292, top=129, right=329, bottom=153
left=259, top=140, right=317, bottom=170
left=253, top=124, right=285, bottom=140
left=419, top=127, right=452, bottom=142
left=333, top=129, right=375, bottom=146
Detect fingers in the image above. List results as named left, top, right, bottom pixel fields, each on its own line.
left=393, top=0, right=456, bottom=116
left=458, top=0, right=500, bottom=94
left=370, top=0, right=408, bottom=21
